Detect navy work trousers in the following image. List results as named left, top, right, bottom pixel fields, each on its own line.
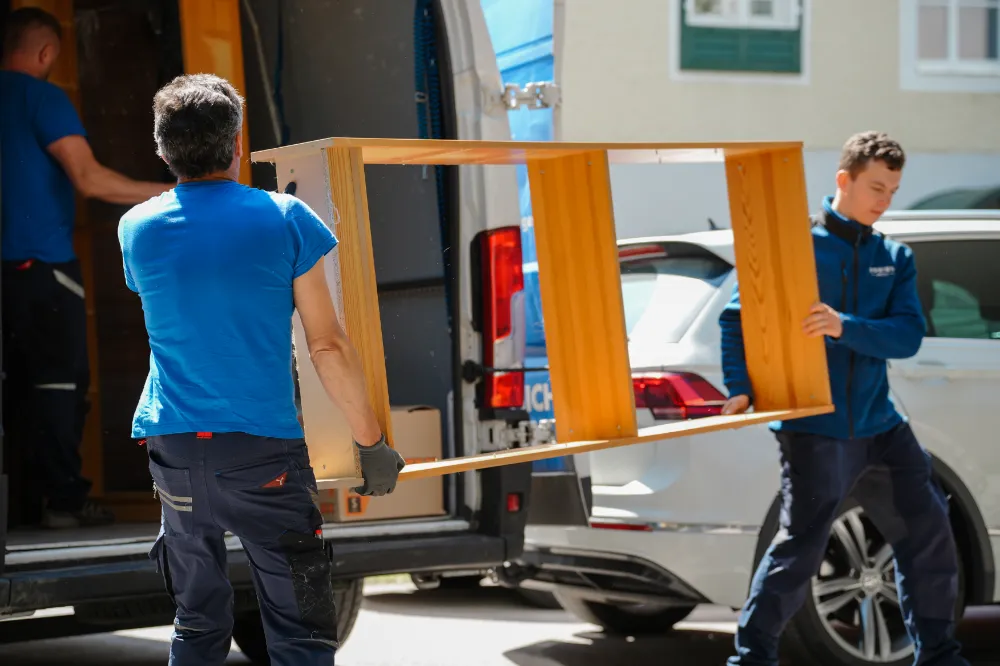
left=146, top=432, right=337, bottom=666
left=2, top=259, right=91, bottom=513
left=729, top=422, right=967, bottom=666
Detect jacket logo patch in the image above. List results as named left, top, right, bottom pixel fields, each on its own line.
left=869, top=265, right=895, bottom=277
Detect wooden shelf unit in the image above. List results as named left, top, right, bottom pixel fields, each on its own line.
left=252, top=138, right=834, bottom=489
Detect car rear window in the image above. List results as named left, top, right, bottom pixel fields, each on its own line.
left=620, top=242, right=732, bottom=344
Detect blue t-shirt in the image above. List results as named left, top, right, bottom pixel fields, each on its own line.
left=118, top=180, right=338, bottom=439
left=0, top=70, right=87, bottom=263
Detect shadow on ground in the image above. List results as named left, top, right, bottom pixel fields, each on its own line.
left=2, top=587, right=997, bottom=666
left=504, top=628, right=735, bottom=666
left=371, top=586, right=1000, bottom=666
left=0, top=634, right=250, bottom=665
left=362, top=585, right=575, bottom=624
left=502, top=606, right=1000, bottom=666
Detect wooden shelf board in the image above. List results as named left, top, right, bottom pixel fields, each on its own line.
left=315, top=405, right=833, bottom=490
left=251, top=138, right=801, bottom=166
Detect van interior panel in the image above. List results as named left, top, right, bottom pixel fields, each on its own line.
left=3, top=0, right=460, bottom=547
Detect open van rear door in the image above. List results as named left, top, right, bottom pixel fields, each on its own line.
left=479, top=0, right=590, bottom=527
left=0, top=0, right=8, bottom=568
left=0, top=84, right=6, bottom=577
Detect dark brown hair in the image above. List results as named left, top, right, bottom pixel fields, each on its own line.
left=2, top=7, right=62, bottom=57
left=839, top=131, right=906, bottom=179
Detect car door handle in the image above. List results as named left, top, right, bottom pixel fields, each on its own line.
left=894, top=359, right=951, bottom=381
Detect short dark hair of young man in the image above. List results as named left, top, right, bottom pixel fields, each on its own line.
left=832, top=130, right=906, bottom=226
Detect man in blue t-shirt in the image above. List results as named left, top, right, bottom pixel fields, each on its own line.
left=1, top=8, right=172, bottom=529
left=119, top=73, right=403, bottom=665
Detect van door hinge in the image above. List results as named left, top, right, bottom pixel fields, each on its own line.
left=480, top=420, right=532, bottom=452
left=492, top=82, right=561, bottom=112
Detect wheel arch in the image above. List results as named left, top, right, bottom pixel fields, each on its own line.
left=931, top=455, right=995, bottom=606
left=750, top=454, right=995, bottom=606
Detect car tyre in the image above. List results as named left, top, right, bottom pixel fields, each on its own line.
left=231, top=577, right=364, bottom=665
left=553, top=590, right=696, bottom=635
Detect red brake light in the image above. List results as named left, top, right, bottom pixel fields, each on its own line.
left=632, top=372, right=726, bottom=420
left=483, top=228, right=524, bottom=339
left=480, top=227, right=525, bottom=410
left=618, top=244, right=667, bottom=261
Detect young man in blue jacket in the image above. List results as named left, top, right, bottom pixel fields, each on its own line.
left=719, top=132, right=968, bottom=666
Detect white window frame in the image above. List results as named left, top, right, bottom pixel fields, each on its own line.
left=900, top=0, right=1000, bottom=92
left=670, top=0, right=811, bottom=85
left=684, top=0, right=801, bottom=31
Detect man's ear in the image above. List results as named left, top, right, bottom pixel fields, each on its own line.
left=835, top=169, right=850, bottom=191
left=39, top=43, right=55, bottom=68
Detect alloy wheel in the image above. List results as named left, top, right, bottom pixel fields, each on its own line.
left=811, top=507, right=913, bottom=663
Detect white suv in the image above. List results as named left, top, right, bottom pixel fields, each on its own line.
left=516, top=210, right=1000, bottom=666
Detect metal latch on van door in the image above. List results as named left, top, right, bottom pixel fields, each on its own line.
left=494, top=82, right=561, bottom=111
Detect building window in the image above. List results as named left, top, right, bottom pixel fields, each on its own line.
left=679, top=0, right=804, bottom=74
left=685, top=0, right=801, bottom=30
left=917, top=0, right=1000, bottom=75
left=901, top=0, right=1000, bottom=91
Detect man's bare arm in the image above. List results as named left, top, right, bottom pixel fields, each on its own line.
left=48, top=135, right=172, bottom=205
left=293, top=257, right=382, bottom=446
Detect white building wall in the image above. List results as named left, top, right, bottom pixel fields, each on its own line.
left=609, top=151, right=1000, bottom=238
left=557, top=0, right=1000, bottom=238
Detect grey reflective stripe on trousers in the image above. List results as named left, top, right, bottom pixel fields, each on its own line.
left=52, top=268, right=85, bottom=298
left=155, top=484, right=193, bottom=512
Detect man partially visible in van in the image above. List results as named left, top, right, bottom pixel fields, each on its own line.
left=118, top=73, right=403, bottom=664
left=0, top=7, right=172, bottom=528
left=718, top=131, right=968, bottom=666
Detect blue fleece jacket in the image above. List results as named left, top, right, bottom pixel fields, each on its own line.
left=718, top=197, right=926, bottom=440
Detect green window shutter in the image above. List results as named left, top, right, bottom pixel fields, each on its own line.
left=679, top=2, right=802, bottom=74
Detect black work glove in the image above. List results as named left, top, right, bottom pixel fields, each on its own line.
left=352, top=435, right=405, bottom=496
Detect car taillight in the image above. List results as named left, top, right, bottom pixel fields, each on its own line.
left=617, top=244, right=667, bottom=261
left=632, top=372, right=726, bottom=420
left=480, top=227, right=525, bottom=410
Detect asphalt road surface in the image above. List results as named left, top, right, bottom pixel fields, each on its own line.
left=1, top=581, right=998, bottom=665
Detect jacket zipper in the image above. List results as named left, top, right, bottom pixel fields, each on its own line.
left=845, top=237, right=860, bottom=439
left=840, top=263, right=850, bottom=437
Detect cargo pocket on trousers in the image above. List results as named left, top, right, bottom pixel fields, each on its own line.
left=214, top=457, right=292, bottom=492
left=279, top=530, right=338, bottom=647
left=215, top=456, right=318, bottom=542
left=148, top=458, right=195, bottom=534
left=149, top=533, right=178, bottom=606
